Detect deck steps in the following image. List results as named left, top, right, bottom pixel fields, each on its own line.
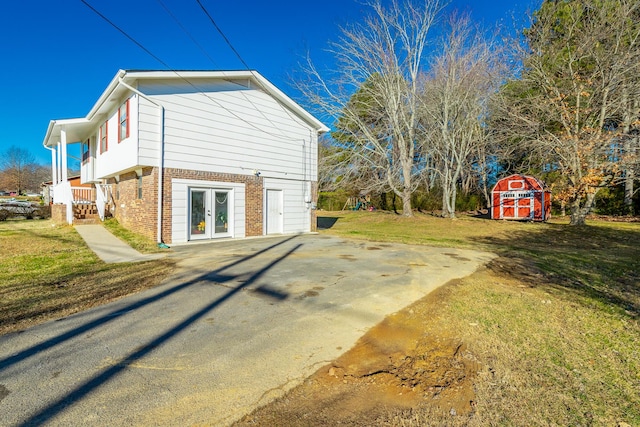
left=72, top=203, right=112, bottom=224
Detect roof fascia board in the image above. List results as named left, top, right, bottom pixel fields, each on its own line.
left=43, top=118, right=91, bottom=147
left=125, top=70, right=329, bottom=132
left=44, top=69, right=329, bottom=148
left=86, top=69, right=128, bottom=121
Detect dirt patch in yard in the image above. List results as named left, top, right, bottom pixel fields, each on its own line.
left=236, top=279, right=480, bottom=426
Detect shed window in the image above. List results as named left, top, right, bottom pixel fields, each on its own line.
left=118, top=99, right=130, bottom=142
left=508, top=180, right=525, bottom=190
left=100, top=122, right=108, bottom=153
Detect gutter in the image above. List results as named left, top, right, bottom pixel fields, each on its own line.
left=118, top=78, right=166, bottom=245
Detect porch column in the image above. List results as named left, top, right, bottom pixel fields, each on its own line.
left=60, top=128, right=68, bottom=183
left=50, top=145, right=57, bottom=185
left=56, top=141, right=62, bottom=184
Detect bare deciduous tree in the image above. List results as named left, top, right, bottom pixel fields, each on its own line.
left=298, top=0, right=444, bottom=216
left=0, top=146, right=41, bottom=195
left=421, top=14, right=507, bottom=217
left=493, top=0, right=640, bottom=224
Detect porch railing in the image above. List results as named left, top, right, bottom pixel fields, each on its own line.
left=95, top=184, right=112, bottom=221
left=52, top=183, right=113, bottom=223
left=71, top=187, right=95, bottom=204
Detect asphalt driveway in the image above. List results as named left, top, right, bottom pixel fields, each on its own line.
left=0, top=234, right=494, bottom=426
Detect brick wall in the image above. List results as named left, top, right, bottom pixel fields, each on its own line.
left=110, top=167, right=158, bottom=242
left=161, top=168, right=264, bottom=243
left=51, top=204, right=66, bottom=224
left=108, top=167, right=312, bottom=244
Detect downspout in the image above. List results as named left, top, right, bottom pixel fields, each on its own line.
left=118, top=78, right=166, bottom=244
left=43, top=142, right=56, bottom=205
left=43, top=143, right=57, bottom=185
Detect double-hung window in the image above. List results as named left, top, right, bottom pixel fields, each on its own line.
left=82, top=139, right=90, bottom=164
left=118, top=99, right=129, bottom=142
left=100, top=122, right=108, bottom=154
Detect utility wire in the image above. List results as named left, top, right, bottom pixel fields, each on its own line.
left=190, top=0, right=289, bottom=137
left=79, top=0, right=171, bottom=70
left=195, top=0, right=251, bottom=70
left=155, top=0, right=219, bottom=68
left=195, top=0, right=317, bottom=133
left=80, top=0, right=302, bottom=141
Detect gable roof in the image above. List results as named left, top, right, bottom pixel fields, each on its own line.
left=43, top=69, right=329, bottom=148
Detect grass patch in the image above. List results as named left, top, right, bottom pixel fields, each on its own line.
left=430, top=271, right=640, bottom=426
left=0, top=220, right=175, bottom=335
left=103, top=218, right=166, bottom=253
left=314, top=211, right=640, bottom=426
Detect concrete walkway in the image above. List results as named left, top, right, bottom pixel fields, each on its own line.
left=74, top=225, right=165, bottom=263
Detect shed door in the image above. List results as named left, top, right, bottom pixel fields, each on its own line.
left=516, top=197, right=533, bottom=219
left=502, top=197, right=515, bottom=218
left=500, top=191, right=534, bottom=219
left=266, top=189, right=283, bottom=234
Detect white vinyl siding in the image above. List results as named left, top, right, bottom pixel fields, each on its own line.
left=138, top=83, right=316, bottom=181
left=95, top=95, right=140, bottom=178
left=263, top=177, right=311, bottom=234
left=137, top=97, right=161, bottom=167
left=171, top=178, right=246, bottom=244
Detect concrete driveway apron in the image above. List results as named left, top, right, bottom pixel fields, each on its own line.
left=0, top=234, right=494, bottom=426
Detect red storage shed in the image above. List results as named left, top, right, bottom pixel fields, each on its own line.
left=491, top=174, right=551, bottom=221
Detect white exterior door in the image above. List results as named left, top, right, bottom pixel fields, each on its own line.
left=189, top=188, right=232, bottom=240
left=266, top=189, right=283, bottom=234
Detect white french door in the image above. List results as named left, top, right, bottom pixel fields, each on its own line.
left=189, top=188, right=231, bottom=240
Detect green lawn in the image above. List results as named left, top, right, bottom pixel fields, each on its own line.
left=318, top=211, right=640, bottom=425
left=0, top=220, right=174, bottom=335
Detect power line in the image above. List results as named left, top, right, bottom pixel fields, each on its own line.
left=79, top=0, right=172, bottom=70
left=155, top=0, right=219, bottom=68
left=195, top=0, right=251, bottom=70
left=195, top=0, right=316, bottom=132
left=164, top=0, right=288, bottom=137
left=80, top=0, right=311, bottom=141
left=79, top=0, right=303, bottom=141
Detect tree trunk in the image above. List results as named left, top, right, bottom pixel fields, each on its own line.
left=379, top=192, right=388, bottom=211
left=391, top=192, right=398, bottom=214
left=441, top=183, right=456, bottom=218
left=624, top=171, right=635, bottom=215
left=623, top=136, right=636, bottom=215
left=569, top=192, right=596, bottom=225
left=402, top=188, right=413, bottom=217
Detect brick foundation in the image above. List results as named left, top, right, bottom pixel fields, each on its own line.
left=162, top=168, right=264, bottom=243
left=107, top=167, right=316, bottom=244
left=109, top=167, right=159, bottom=242
left=51, top=204, right=67, bottom=224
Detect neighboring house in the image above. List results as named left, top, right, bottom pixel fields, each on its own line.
left=43, top=70, right=329, bottom=244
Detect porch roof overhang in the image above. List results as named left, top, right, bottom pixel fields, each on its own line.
left=43, top=70, right=131, bottom=148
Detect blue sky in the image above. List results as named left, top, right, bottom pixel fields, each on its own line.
left=0, top=0, right=539, bottom=165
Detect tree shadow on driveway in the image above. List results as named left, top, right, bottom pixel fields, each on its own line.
left=1, top=236, right=301, bottom=427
